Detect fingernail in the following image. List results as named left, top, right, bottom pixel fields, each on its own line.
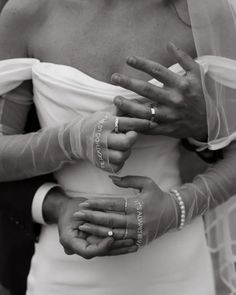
left=149, top=121, right=158, bottom=128
left=79, top=225, right=90, bottom=231
left=80, top=202, right=90, bottom=208
left=73, top=212, right=85, bottom=218
left=109, top=175, right=122, bottom=182
left=127, top=56, right=137, bottom=65
left=111, top=74, right=121, bottom=84
left=114, top=96, right=122, bottom=107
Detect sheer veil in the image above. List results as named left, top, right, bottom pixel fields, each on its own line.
left=187, top=0, right=236, bottom=293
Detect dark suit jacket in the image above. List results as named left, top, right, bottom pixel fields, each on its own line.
left=0, top=106, right=53, bottom=295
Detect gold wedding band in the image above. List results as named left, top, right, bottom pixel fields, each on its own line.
left=114, top=117, right=119, bottom=133
left=150, top=107, right=156, bottom=122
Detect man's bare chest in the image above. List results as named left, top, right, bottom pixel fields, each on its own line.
left=29, top=2, right=195, bottom=83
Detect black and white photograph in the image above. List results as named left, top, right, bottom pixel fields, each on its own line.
left=0, top=0, right=236, bottom=294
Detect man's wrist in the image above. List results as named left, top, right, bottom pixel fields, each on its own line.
left=42, top=188, right=70, bottom=224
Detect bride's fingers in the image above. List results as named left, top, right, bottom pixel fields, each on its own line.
left=74, top=210, right=127, bottom=228
left=118, top=117, right=157, bottom=132
left=80, top=197, right=126, bottom=212
left=108, top=149, right=131, bottom=165
left=79, top=223, right=137, bottom=239
left=107, top=131, right=138, bottom=151
left=109, top=175, right=155, bottom=191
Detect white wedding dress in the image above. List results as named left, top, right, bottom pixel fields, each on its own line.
left=1, top=59, right=215, bottom=295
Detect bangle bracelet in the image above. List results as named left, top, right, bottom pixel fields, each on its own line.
left=170, top=189, right=186, bottom=230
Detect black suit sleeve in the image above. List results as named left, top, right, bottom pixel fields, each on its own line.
left=0, top=174, right=55, bottom=233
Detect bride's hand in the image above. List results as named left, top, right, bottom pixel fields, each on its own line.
left=111, top=42, right=207, bottom=141
left=57, top=197, right=137, bottom=259
left=76, top=176, right=179, bottom=249
left=67, top=111, right=157, bottom=173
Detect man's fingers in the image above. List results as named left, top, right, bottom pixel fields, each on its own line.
left=167, top=42, right=198, bottom=72
left=111, top=74, right=168, bottom=104
left=114, top=97, right=179, bottom=123
left=63, top=248, right=74, bottom=255
left=114, top=96, right=153, bottom=120
left=70, top=237, right=114, bottom=259
left=109, top=175, right=155, bottom=191
left=126, top=55, right=180, bottom=86
left=118, top=116, right=157, bottom=132
left=79, top=223, right=137, bottom=239
left=74, top=210, right=127, bottom=228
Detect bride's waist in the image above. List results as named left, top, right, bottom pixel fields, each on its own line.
left=55, top=149, right=181, bottom=195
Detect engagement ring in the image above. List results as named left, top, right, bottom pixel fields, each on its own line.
left=108, top=230, right=114, bottom=237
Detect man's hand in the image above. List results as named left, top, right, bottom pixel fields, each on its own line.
left=43, top=189, right=136, bottom=259
left=111, top=42, right=207, bottom=141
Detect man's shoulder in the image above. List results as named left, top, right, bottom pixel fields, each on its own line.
left=0, top=0, right=52, bottom=59
left=2, top=0, right=49, bottom=24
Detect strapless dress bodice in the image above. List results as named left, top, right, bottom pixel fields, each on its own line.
left=31, top=61, right=182, bottom=194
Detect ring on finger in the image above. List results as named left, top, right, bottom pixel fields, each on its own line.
left=124, top=199, right=128, bottom=213
left=108, top=230, right=114, bottom=237
left=150, top=106, right=157, bottom=122
left=123, top=228, right=128, bottom=240
left=114, top=117, right=119, bottom=133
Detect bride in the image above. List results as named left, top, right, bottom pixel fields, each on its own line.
left=0, top=0, right=236, bottom=294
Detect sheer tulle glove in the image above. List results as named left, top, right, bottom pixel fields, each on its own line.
left=0, top=110, right=154, bottom=181
left=66, top=111, right=155, bottom=173
left=75, top=176, right=178, bottom=249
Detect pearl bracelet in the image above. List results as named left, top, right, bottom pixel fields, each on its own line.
left=170, top=189, right=186, bottom=230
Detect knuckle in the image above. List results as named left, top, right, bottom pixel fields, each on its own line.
left=59, top=234, right=67, bottom=247
left=168, top=111, right=179, bottom=121
left=179, top=79, right=190, bottom=92
left=122, top=78, right=131, bottom=88
left=144, top=106, right=151, bottom=118
left=151, top=64, right=162, bottom=75
left=107, top=218, right=115, bottom=228
left=170, top=92, right=184, bottom=105
left=64, top=248, right=73, bottom=255
left=142, top=84, right=152, bottom=97
left=82, top=253, right=93, bottom=260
